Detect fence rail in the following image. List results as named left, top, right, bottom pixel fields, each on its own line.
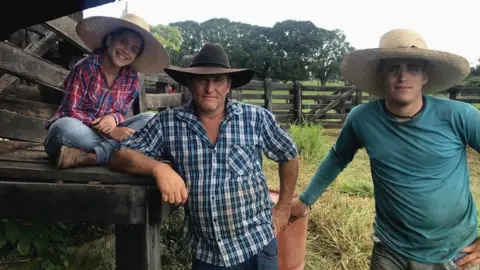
left=142, top=73, right=480, bottom=129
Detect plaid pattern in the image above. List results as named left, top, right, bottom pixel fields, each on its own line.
left=46, top=54, right=139, bottom=130
left=120, top=100, right=298, bottom=267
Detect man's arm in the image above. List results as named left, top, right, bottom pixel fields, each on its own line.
left=465, top=106, right=480, bottom=152
left=277, top=156, right=299, bottom=206
left=109, top=114, right=187, bottom=204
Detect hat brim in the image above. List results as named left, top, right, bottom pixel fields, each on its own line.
left=340, top=48, right=470, bottom=96
left=164, top=66, right=255, bottom=89
left=76, top=16, right=170, bottom=73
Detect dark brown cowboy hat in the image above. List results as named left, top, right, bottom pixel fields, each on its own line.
left=164, top=42, right=254, bottom=89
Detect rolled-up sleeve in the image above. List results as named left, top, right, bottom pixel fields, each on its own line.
left=260, top=109, right=298, bottom=162
left=119, top=113, right=164, bottom=160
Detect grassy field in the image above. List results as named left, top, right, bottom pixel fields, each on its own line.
left=154, top=124, right=480, bottom=270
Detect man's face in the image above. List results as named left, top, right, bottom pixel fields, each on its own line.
left=106, top=30, right=142, bottom=68
left=381, top=58, right=429, bottom=106
left=189, top=74, right=231, bottom=115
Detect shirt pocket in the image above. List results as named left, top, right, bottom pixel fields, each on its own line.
left=229, top=144, right=257, bottom=177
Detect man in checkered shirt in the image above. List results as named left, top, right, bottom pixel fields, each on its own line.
left=110, top=42, right=299, bottom=269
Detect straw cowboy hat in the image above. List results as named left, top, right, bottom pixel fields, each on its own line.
left=340, top=29, right=470, bottom=96
left=164, top=42, right=254, bottom=89
left=76, top=13, right=170, bottom=73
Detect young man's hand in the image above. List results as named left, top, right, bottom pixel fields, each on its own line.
left=290, top=197, right=310, bottom=218
left=456, top=238, right=480, bottom=269
left=92, top=114, right=117, bottom=134
left=109, top=127, right=135, bottom=141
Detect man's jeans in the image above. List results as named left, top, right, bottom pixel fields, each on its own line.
left=44, top=112, right=156, bottom=164
left=192, top=238, right=279, bottom=270
left=370, top=235, right=479, bottom=270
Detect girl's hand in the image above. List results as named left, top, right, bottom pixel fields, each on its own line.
left=92, top=115, right=117, bottom=134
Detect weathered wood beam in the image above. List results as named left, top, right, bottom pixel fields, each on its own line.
left=0, top=160, right=160, bottom=185
left=0, top=32, right=59, bottom=94
left=307, top=88, right=357, bottom=121
left=0, top=181, right=148, bottom=224
left=0, top=141, right=42, bottom=154
left=0, top=109, right=47, bottom=143
left=43, top=16, right=91, bottom=53
left=145, top=93, right=183, bottom=109
left=3, top=84, right=63, bottom=105
left=0, top=95, right=58, bottom=119
left=0, top=41, right=68, bottom=92
left=26, top=25, right=50, bottom=36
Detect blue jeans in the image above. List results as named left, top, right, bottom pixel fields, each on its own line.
left=370, top=234, right=478, bottom=270
left=44, top=112, right=156, bottom=164
left=192, top=238, right=279, bottom=270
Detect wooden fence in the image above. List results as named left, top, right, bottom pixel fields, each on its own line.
left=141, top=73, right=480, bottom=129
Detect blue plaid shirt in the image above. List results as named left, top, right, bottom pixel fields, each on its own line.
left=119, top=100, right=298, bottom=266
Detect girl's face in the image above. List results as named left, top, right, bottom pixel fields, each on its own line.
left=106, top=30, right=143, bottom=68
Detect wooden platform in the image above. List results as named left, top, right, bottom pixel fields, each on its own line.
left=0, top=141, right=175, bottom=270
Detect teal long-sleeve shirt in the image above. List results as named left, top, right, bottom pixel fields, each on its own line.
left=299, top=95, right=480, bottom=264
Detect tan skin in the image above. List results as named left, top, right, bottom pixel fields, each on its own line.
left=91, top=30, right=143, bottom=142
left=111, top=73, right=299, bottom=236
left=291, top=59, right=480, bottom=268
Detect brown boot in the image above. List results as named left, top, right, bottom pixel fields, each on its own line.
left=56, top=145, right=96, bottom=170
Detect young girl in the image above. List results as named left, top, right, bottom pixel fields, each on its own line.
left=44, top=13, right=170, bottom=169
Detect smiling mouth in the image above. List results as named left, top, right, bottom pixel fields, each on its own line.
left=116, top=52, right=128, bottom=61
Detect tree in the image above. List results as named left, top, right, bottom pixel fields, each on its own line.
left=308, top=29, right=355, bottom=86
left=150, top=24, right=182, bottom=56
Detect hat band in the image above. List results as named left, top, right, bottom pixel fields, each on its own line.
left=189, top=62, right=230, bottom=69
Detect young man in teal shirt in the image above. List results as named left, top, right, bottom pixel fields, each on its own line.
left=291, top=29, right=480, bottom=270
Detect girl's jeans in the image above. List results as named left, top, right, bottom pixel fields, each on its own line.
left=44, top=112, right=156, bottom=164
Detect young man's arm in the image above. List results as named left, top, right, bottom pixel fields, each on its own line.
left=465, top=105, right=480, bottom=152
left=110, top=114, right=188, bottom=205
left=291, top=107, right=362, bottom=216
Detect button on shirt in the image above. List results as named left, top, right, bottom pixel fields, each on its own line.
left=45, top=54, right=140, bottom=130
left=119, top=100, right=298, bottom=267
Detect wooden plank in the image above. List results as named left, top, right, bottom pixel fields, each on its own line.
left=145, top=93, right=183, bottom=109
left=271, top=82, right=293, bottom=90
left=0, top=41, right=68, bottom=92
left=231, top=93, right=264, bottom=100
left=0, top=141, right=42, bottom=154
left=301, top=85, right=352, bottom=92
left=0, top=95, right=58, bottom=119
left=144, top=72, right=179, bottom=86
left=43, top=16, right=91, bottom=53
left=3, top=84, right=63, bottom=105
left=0, top=32, right=59, bottom=93
left=0, top=150, right=49, bottom=164
left=0, top=161, right=160, bottom=185
left=274, top=114, right=296, bottom=121
left=308, top=88, right=357, bottom=121
left=26, top=25, right=50, bottom=36
left=302, top=95, right=341, bottom=101
left=0, top=181, right=147, bottom=224
left=301, top=104, right=327, bottom=110
left=272, top=103, right=293, bottom=110
left=0, top=109, right=47, bottom=142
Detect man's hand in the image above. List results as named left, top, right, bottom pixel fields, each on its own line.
left=109, top=127, right=135, bottom=141
left=456, top=238, right=480, bottom=270
left=272, top=203, right=291, bottom=236
left=290, top=197, right=310, bottom=218
left=92, top=114, right=117, bottom=134
left=153, top=164, right=188, bottom=205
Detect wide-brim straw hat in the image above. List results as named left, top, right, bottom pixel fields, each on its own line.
left=76, top=13, right=170, bottom=73
left=164, top=42, right=254, bottom=89
left=340, top=29, right=470, bottom=96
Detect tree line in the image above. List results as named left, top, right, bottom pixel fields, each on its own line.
left=150, top=18, right=355, bottom=86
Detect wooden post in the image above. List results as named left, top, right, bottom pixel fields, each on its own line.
left=293, top=81, right=302, bottom=124
left=133, top=73, right=147, bottom=115
left=449, top=88, right=459, bottom=100
left=115, top=189, right=174, bottom=270
left=180, top=55, right=193, bottom=105
left=264, top=78, right=272, bottom=111
left=355, top=88, right=363, bottom=106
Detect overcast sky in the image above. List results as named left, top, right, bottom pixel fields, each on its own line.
left=83, top=0, right=480, bottom=65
